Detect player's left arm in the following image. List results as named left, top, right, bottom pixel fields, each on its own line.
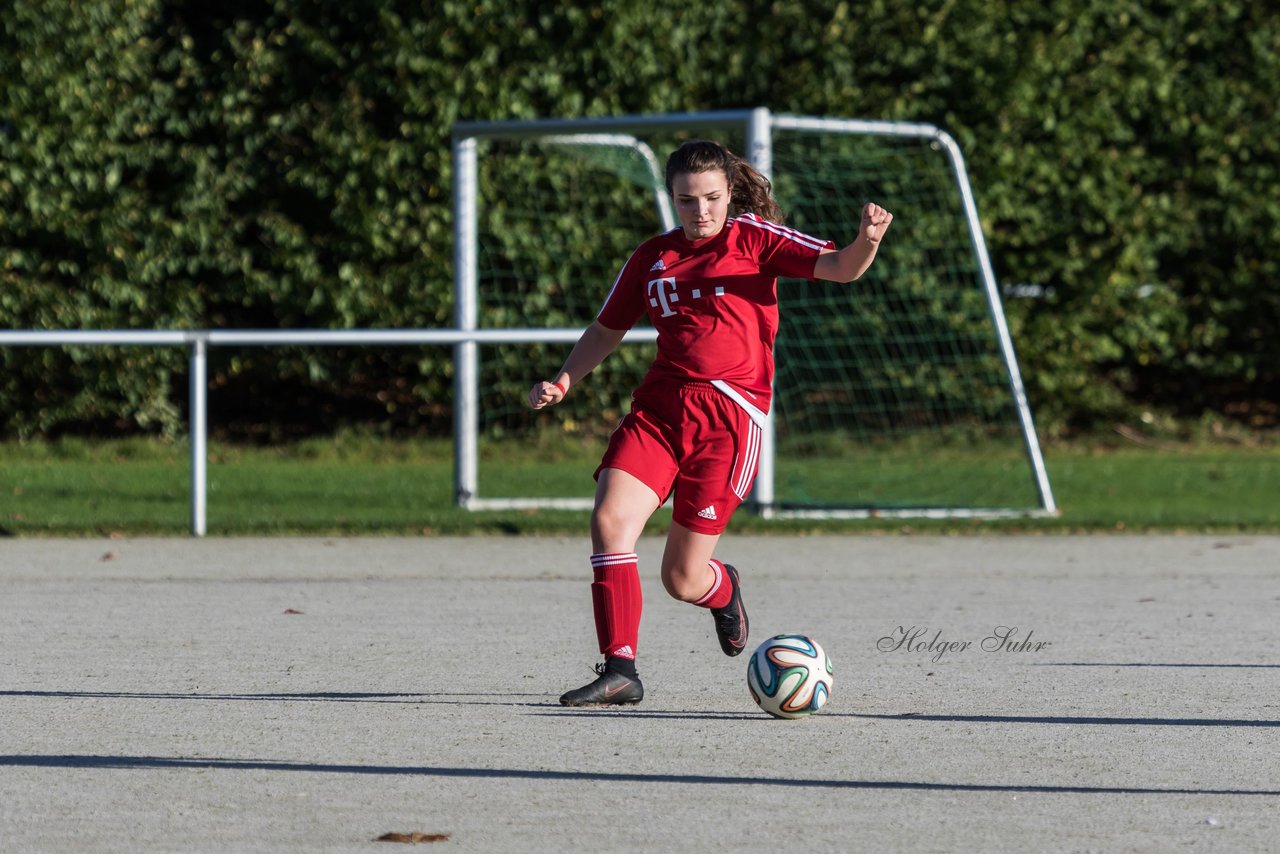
left=812, top=202, right=893, bottom=283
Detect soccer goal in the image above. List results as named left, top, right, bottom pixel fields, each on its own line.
left=452, top=109, right=1056, bottom=518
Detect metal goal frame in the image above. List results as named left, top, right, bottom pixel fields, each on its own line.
left=452, top=108, right=1057, bottom=519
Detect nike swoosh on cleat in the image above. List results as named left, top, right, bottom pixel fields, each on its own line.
left=604, top=682, right=632, bottom=698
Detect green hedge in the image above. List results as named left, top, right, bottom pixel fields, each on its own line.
left=2, top=0, right=1276, bottom=438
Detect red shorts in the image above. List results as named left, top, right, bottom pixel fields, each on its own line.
left=595, top=380, right=763, bottom=535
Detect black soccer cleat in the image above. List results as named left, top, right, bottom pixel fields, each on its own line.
left=711, top=564, right=749, bottom=656
left=559, top=663, right=644, bottom=706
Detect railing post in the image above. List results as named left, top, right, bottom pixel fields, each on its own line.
left=453, top=135, right=479, bottom=508
left=189, top=334, right=208, bottom=536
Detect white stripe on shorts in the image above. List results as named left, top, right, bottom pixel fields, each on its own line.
left=710, top=380, right=767, bottom=428
left=732, top=420, right=763, bottom=500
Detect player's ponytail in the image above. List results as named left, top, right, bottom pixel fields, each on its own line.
left=665, top=140, right=785, bottom=224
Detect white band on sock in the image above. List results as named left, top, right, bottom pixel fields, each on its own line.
left=693, top=559, right=724, bottom=607
left=591, top=552, right=638, bottom=568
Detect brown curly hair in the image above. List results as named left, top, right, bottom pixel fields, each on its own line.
left=664, top=139, right=785, bottom=224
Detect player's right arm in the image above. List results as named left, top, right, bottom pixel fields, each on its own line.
left=528, top=321, right=629, bottom=410
left=530, top=242, right=650, bottom=410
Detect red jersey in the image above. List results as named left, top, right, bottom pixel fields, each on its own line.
left=596, top=213, right=834, bottom=419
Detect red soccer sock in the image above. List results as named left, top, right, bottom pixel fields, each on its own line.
left=590, top=553, right=642, bottom=661
left=693, top=558, right=734, bottom=610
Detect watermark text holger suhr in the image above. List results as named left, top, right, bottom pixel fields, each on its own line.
left=877, top=626, right=1052, bottom=663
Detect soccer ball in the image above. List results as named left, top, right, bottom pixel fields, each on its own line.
left=747, top=634, right=833, bottom=719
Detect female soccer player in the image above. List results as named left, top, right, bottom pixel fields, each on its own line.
left=529, top=139, right=893, bottom=706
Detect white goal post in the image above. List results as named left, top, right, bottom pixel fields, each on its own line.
left=452, top=108, right=1057, bottom=519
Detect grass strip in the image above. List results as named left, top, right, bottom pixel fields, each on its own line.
left=1, top=436, right=1277, bottom=536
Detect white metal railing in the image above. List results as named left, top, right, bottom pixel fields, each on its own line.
left=2, top=111, right=1059, bottom=532
left=0, top=327, right=657, bottom=536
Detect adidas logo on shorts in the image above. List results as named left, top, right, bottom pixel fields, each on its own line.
left=697, top=505, right=718, bottom=520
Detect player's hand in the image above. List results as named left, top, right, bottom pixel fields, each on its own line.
left=861, top=202, right=894, bottom=245
left=528, top=380, right=565, bottom=410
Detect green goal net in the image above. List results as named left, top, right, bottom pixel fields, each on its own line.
left=769, top=128, right=1042, bottom=512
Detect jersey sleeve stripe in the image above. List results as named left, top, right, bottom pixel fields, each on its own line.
left=737, top=213, right=828, bottom=251
left=741, top=212, right=817, bottom=243
left=596, top=244, right=647, bottom=324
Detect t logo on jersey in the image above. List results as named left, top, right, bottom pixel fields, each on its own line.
left=647, top=277, right=679, bottom=317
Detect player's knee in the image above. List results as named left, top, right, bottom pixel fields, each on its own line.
left=590, top=504, right=642, bottom=552
left=660, top=561, right=704, bottom=602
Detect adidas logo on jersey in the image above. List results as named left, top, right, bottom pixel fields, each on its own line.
left=697, top=505, right=718, bottom=520
left=649, top=258, right=666, bottom=271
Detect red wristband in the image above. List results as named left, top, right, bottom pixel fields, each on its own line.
left=551, top=380, right=568, bottom=397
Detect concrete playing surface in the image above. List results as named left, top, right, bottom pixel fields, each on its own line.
left=2, top=535, right=1278, bottom=851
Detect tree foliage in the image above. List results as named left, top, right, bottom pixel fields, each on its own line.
left=2, top=0, right=1276, bottom=437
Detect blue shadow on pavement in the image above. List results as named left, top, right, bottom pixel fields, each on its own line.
left=1, top=754, right=1278, bottom=797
